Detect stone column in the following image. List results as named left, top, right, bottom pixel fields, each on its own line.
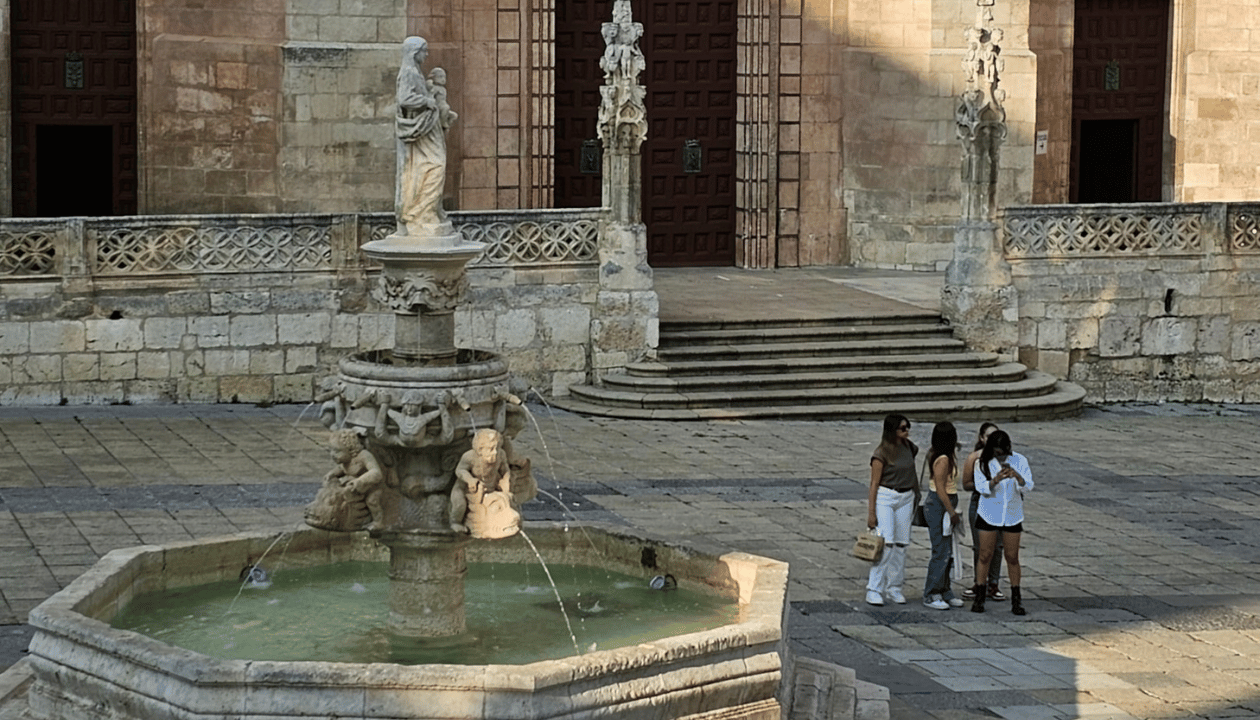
left=592, top=0, right=659, bottom=377
left=941, top=0, right=1018, bottom=358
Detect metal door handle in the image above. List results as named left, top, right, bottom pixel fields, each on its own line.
left=579, top=139, right=601, bottom=174
left=683, top=139, right=702, bottom=173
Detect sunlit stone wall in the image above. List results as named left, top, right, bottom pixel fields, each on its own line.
left=0, top=211, right=621, bottom=405
left=1005, top=202, right=1260, bottom=402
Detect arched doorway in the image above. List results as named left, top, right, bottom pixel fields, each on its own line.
left=555, top=0, right=737, bottom=266
left=10, top=0, right=138, bottom=216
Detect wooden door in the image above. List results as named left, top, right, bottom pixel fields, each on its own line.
left=1070, top=0, right=1169, bottom=203
left=554, top=0, right=611, bottom=211
left=10, top=0, right=138, bottom=217
left=554, top=0, right=737, bottom=266
left=642, top=0, right=736, bottom=266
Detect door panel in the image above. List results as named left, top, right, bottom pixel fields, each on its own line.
left=10, top=0, right=137, bottom=216
left=1070, top=0, right=1169, bottom=203
left=642, top=0, right=736, bottom=266
left=554, top=0, right=737, bottom=266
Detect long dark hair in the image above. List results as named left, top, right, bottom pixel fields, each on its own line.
left=978, top=430, right=1013, bottom=481
left=876, top=413, right=910, bottom=460
left=929, top=422, right=957, bottom=480
left=973, top=422, right=998, bottom=451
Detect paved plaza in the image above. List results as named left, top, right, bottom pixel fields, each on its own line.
left=1, top=400, right=1259, bottom=719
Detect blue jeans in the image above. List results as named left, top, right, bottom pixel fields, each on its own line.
left=922, top=492, right=957, bottom=600
left=968, top=491, right=1002, bottom=586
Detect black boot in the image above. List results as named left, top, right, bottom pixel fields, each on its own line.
left=1011, top=586, right=1026, bottom=616
left=969, top=584, right=986, bottom=613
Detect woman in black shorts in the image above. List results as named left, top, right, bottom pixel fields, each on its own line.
left=970, top=430, right=1033, bottom=615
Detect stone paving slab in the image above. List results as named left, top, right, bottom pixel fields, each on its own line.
left=2, top=402, right=1260, bottom=719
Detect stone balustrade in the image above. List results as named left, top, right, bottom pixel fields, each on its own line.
left=0, top=209, right=605, bottom=280
left=1002, top=202, right=1260, bottom=258
left=0, top=208, right=639, bottom=406
left=1000, top=202, right=1260, bottom=403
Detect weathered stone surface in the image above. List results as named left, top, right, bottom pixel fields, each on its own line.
left=1141, top=317, right=1197, bottom=356
left=1098, top=317, right=1140, bottom=358
left=85, top=319, right=144, bottom=352
left=1230, top=322, right=1260, bottom=361
left=143, top=317, right=187, bottom=349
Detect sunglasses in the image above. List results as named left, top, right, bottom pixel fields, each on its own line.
left=898, top=424, right=910, bottom=431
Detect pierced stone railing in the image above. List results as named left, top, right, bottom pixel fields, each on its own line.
left=361, top=208, right=603, bottom=266
left=1001, top=202, right=1260, bottom=258
left=1002, top=203, right=1206, bottom=257
left=0, top=208, right=607, bottom=280
left=93, top=215, right=336, bottom=274
left=0, top=219, right=59, bottom=276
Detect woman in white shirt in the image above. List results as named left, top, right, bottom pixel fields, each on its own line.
left=970, top=430, right=1032, bottom=616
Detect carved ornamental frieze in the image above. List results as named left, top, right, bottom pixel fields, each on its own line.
left=597, top=0, right=648, bottom=152
left=371, top=271, right=469, bottom=313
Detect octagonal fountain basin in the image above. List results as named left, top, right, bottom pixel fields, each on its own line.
left=24, top=524, right=790, bottom=720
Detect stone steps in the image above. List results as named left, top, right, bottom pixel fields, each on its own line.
left=623, top=351, right=1002, bottom=377
left=602, top=362, right=1030, bottom=392
left=554, top=315, right=1086, bottom=421
left=659, top=320, right=953, bottom=347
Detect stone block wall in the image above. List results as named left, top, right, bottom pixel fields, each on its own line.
left=0, top=210, right=640, bottom=405
left=1171, top=0, right=1260, bottom=202
left=1028, top=0, right=1072, bottom=203
left=842, top=0, right=1037, bottom=271
left=1005, top=202, right=1260, bottom=402
left=139, top=0, right=287, bottom=214
left=279, top=0, right=403, bottom=212
left=0, top=276, right=384, bottom=405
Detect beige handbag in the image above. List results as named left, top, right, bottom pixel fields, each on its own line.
left=852, top=529, right=885, bottom=562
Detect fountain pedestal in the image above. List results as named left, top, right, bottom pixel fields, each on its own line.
left=380, top=530, right=470, bottom=637
left=361, top=230, right=483, bottom=364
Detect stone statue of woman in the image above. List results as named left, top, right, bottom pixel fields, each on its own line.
left=395, top=36, right=453, bottom=238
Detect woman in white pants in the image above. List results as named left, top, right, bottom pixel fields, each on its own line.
left=865, top=414, right=918, bottom=606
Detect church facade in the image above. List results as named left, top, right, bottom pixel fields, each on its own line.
left=1, top=0, right=1252, bottom=269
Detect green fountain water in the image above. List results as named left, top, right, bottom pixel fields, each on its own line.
left=111, top=560, right=738, bottom=666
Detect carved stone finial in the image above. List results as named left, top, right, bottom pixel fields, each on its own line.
left=956, top=8, right=1006, bottom=148
left=597, top=0, right=648, bottom=152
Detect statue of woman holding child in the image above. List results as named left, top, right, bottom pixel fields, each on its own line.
left=395, top=36, right=457, bottom=238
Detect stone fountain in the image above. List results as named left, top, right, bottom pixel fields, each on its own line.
left=302, top=34, right=537, bottom=639
left=7, top=14, right=861, bottom=720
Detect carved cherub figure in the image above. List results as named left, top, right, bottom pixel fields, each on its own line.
left=449, top=428, right=512, bottom=534
left=427, top=67, right=458, bottom=130
left=324, top=429, right=386, bottom=530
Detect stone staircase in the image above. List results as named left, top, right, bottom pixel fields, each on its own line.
left=554, top=312, right=1085, bottom=421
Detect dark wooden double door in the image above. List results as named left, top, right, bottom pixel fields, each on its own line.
left=1071, top=0, right=1170, bottom=203
left=10, top=0, right=138, bottom=216
left=556, top=0, right=736, bottom=266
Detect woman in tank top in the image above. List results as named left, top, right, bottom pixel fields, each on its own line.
left=864, top=414, right=918, bottom=606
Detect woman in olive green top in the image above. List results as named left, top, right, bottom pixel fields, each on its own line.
left=865, top=414, right=918, bottom=606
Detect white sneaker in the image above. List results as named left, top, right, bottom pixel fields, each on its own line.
left=888, top=589, right=907, bottom=604
left=865, top=590, right=885, bottom=606
left=946, top=597, right=965, bottom=607
left=923, top=595, right=949, bottom=611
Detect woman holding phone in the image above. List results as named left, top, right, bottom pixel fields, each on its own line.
left=970, top=430, right=1032, bottom=615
